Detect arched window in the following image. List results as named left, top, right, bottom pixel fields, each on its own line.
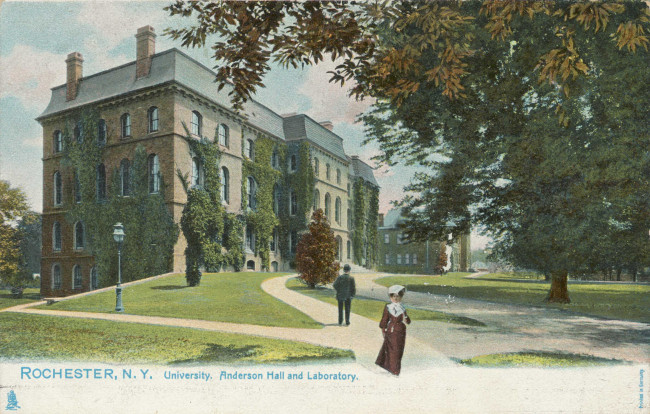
left=96, top=164, right=106, bottom=201
left=74, top=221, right=84, bottom=250
left=326, top=163, right=331, bottom=180
left=53, top=171, right=62, bottom=206
left=347, top=208, right=351, bottom=229
left=290, top=154, right=297, bottom=172
left=148, top=107, right=159, bottom=132
left=314, top=157, right=319, bottom=176
left=336, top=168, right=341, bottom=184
left=271, top=149, right=279, bottom=168
left=74, top=121, right=83, bottom=144
left=52, top=264, right=62, bottom=290
left=347, top=240, right=351, bottom=259
left=290, top=189, right=297, bottom=216
left=90, top=266, right=98, bottom=290
left=270, top=228, right=278, bottom=252
left=324, top=193, right=331, bottom=220
left=148, top=154, right=160, bottom=194
left=347, top=182, right=351, bottom=196
left=121, top=113, right=131, bottom=138
left=245, top=227, right=255, bottom=252
left=336, top=236, right=342, bottom=260
left=245, top=139, right=254, bottom=160
left=220, top=167, right=230, bottom=204
left=72, top=265, right=82, bottom=289
left=191, top=111, right=202, bottom=136
left=120, top=159, right=130, bottom=196
left=97, top=119, right=107, bottom=146
left=247, top=176, right=257, bottom=209
left=335, top=197, right=341, bottom=224
left=74, top=169, right=81, bottom=203
left=273, top=185, right=280, bottom=215
left=246, top=260, right=256, bottom=270
left=191, top=157, right=203, bottom=188
left=218, top=124, right=229, bottom=147
left=52, top=222, right=62, bottom=251
left=53, top=130, right=63, bottom=153
left=313, top=189, right=320, bottom=210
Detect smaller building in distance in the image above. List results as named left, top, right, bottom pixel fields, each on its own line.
left=377, top=208, right=470, bottom=274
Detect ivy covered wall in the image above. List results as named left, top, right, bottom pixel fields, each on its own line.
left=351, top=177, right=379, bottom=268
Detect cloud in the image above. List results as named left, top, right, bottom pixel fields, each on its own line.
left=0, top=45, right=67, bottom=111
left=297, top=60, right=374, bottom=125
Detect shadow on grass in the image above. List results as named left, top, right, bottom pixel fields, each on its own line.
left=459, top=351, right=630, bottom=367
left=150, top=285, right=189, bottom=291
left=0, top=292, right=41, bottom=300
left=171, top=344, right=261, bottom=364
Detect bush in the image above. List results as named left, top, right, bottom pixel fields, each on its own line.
left=295, top=209, right=340, bottom=287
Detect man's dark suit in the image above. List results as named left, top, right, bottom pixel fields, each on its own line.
left=333, top=272, right=356, bottom=325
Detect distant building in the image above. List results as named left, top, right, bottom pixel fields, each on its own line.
left=377, top=208, right=470, bottom=274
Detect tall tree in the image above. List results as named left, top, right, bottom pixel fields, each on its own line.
left=0, top=181, right=32, bottom=291
left=296, top=209, right=340, bottom=288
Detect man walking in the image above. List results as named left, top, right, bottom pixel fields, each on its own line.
left=333, top=264, right=356, bottom=326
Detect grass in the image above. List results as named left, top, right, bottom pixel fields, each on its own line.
left=459, top=351, right=628, bottom=368
left=285, top=278, right=485, bottom=327
left=37, top=273, right=322, bottom=328
left=0, top=288, right=41, bottom=310
left=0, top=313, right=352, bottom=364
left=477, top=271, right=546, bottom=280
left=376, top=272, right=650, bottom=323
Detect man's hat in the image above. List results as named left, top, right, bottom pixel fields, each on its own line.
left=343, top=264, right=351, bottom=272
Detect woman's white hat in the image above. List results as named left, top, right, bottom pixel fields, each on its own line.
left=388, top=285, right=406, bottom=295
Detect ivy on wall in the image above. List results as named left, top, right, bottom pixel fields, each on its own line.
left=64, top=110, right=178, bottom=287
left=366, top=185, right=380, bottom=267
left=351, top=177, right=379, bottom=268
left=223, top=213, right=244, bottom=271
left=352, top=178, right=366, bottom=265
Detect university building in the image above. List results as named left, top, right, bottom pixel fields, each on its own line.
left=38, top=26, right=379, bottom=297
left=377, top=209, right=471, bottom=274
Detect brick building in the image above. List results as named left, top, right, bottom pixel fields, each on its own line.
left=377, top=208, right=471, bottom=274
left=38, top=26, right=378, bottom=297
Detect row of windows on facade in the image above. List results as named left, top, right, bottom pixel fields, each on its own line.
left=51, top=154, right=162, bottom=206
left=384, top=253, right=419, bottom=265
left=50, top=263, right=98, bottom=291
left=384, top=233, right=410, bottom=244
left=245, top=227, right=351, bottom=261
left=51, top=221, right=86, bottom=252
left=51, top=108, right=231, bottom=154
left=313, top=158, right=346, bottom=186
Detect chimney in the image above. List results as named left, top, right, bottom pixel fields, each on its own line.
left=378, top=214, right=384, bottom=227
left=66, top=52, right=83, bottom=101
left=319, top=121, right=334, bottom=131
left=136, top=25, right=156, bottom=78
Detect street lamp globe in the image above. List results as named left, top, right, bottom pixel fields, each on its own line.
left=113, top=223, right=125, bottom=244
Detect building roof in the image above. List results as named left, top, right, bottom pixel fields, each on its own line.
left=349, top=156, right=379, bottom=187
left=283, top=114, right=347, bottom=161
left=380, top=208, right=404, bottom=229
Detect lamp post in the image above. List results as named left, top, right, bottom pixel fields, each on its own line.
left=113, top=223, right=125, bottom=312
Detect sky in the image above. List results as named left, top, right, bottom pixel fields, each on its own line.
left=0, top=0, right=490, bottom=249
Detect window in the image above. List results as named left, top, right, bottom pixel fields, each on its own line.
left=397, top=254, right=402, bottom=265
left=97, top=119, right=106, bottom=146
left=74, top=221, right=84, bottom=250
left=74, top=121, right=83, bottom=144
left=413, top=254, right=418, bottom=265
left=90, top=266, right=98, bottom=290
left=96, top=164, right=106, bottom=201
left=220, top=167, right=229, bottom=204
left=290, top=154, right=297, bottom=172
left=245, top=227, right=255, bottom=252
left=314, top=158, right=319, bottom=176
left=121, top=113, right=131, bottom=138
left=247, top=260, right=256, bottom=270
left=245, top=139, right=254, bottom=160
left=191, top=157, right=203, bottom=188
left=385, top=254, right=390, bottom=264
left=53, top=171, right=62, bottom=206
left=52, top=264, right=62, bottom=290
left=273, top=185, right=280, bottom=215
left=218, top=124, right=229, bottom=147
left=336, top=236, right=342, bottom=260
left=53, top=130, right=63, bottom=153
left=191, top=111, right=202, bottom=136
left=271, top=149, right=279, bottom=168
left=290, top=230, right=297, bottom=254
left=326, top=163, right=331, bottom=180
left=405, top=254, right=410, bottom=265
left=53, top=222, right=62, bottom=251
left=397, top=233, right=403, bottom=245
left=347, top=182, right=351, bottom=196
left=148, top=154, right=160, bottom=193
left=336, top=168, right=341, bottom=184
left=270, top=228, right=278, bottom=252
left=347, top=209, right=351, bottom=229
left=313, top=189, right=320, bottom=210
left=148, top=107, right=159, bottom=132
left=247, top=176, right=257, bottom=209
left=73, top=265, right=82, bottom=289
left=120, top=159, right=130, bottom=196
left=324, top=193, right=331, bottom=220
left=347, top=240, right=351, bottom=259
left=290, top=189, right=297, bottom=216
left=335, top=197, right=341, bottom=224
left=384, top=234, right=390, bottom=244
left=74, top=170, right=81, bottom=203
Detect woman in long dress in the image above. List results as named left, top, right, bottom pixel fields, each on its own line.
left=375, top=285, right=410, bottom=375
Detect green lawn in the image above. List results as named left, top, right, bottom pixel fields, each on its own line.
left=0, top=313, right=352, bottom=364
left=377, top=273, right=650, bottom=323
left=38, top=273, right=321, bottom=328
left=476, top=271, right=545, bottom=280
left=285, top=278, right=485, bottom=327
left=0, top=288, right=41, bottom=310
left=459, top=351, right=628, bottom=368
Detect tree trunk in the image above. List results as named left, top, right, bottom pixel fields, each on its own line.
left=545, top=270, right=570, bottom=303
